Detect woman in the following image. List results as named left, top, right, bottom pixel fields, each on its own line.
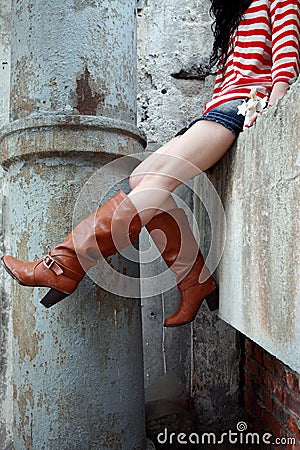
left=2, top=0, right=299, bottom=326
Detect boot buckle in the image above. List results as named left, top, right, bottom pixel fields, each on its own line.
left=43, top=254, right=56, bottom=269
left=43, top=254, right=64, bottom=276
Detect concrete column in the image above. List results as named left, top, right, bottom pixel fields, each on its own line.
left=0, top=1, right=146, bottom=449
left=0, top=0, right=12, bottom=448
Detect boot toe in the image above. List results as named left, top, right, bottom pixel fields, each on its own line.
left=164, top=317, right=193, bottom=327
left=164, top=311, right=193, bottom=327
left=2, top=255, right=23, bottom=283
left=1, top=255, right=36, bottom=286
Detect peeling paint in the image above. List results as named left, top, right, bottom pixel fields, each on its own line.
left=12, top=284, right=39, bottom=363
left=75, top=67, right=106, bottom=115
left=10, top=55, right=37, bottom=120
left=73, top=0, right=99, bottom=12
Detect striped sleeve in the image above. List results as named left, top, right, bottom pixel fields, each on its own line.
left=270, top=0, right=300, bottom=85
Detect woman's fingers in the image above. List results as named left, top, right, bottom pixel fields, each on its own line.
left=244, top=111, right=259, bottom=129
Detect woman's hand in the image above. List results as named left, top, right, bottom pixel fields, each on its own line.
left=244, top=111, right=259, bottom=128
left=244, top=82, right=289, bottom=128
left=268, top=81, right=289, bottom=106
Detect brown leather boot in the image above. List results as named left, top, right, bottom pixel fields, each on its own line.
left=2, top=190, right=141, bottom=308
left=146, top=208, right=218, bottom=327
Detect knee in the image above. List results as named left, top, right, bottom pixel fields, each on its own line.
left=137, top=173, right=180, bottom=193
left=128, top=172, right=144, bottom=190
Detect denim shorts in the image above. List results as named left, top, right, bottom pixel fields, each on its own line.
left=175, top=98, right=246, bottom=138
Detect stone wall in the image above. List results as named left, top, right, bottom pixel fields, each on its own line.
left=137, top=0, right=242, bottom=425
left=137, top=0, right=215, bottom=144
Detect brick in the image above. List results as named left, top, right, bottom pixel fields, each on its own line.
left=244, top=370, right=253, bottom=390
left=285, top=392, right=300, bottom=420
left=286, top=373, right=295, bottom=391
left=263, top=388, right=274, bottom=413
left=295, top=377, right=300, bottom=396
left=273, top=358, right=286, bottom=380
left=261, top=409, right=284, bottom=439
left=244, top=369, right=261, bottom=393
left=272, top=398, right=288, bottom=422
left=263, top=352, right=275, bottom=372
left=245, top=413, right=265, bottom=435
left=246, top=354, right=263, bottom=382
left=263, top=371, right=284, bottom=403
left=244, top=389, right=261, bottom=418
left=253, top=343, right=264, bottom=364
left=285, top=434, right=300, bottom=450
left=287, top=415, right=300, bottom=440
left=286, top=372, right=300, bottom=396
left=245, top=338, right=254, bottom=356
left=287, top=443, right=300, bottom=450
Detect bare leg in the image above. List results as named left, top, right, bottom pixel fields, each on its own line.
left=128, top=120, right=236, bottom=225
left=129, top=139, right=180, bottom=215
left=1, top=120, right=235, bottom=311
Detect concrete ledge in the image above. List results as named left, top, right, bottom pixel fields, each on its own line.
left=196, top=79, right=299, bottom=372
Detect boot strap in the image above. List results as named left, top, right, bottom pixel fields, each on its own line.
left=43, top=255, right=83, bottom=281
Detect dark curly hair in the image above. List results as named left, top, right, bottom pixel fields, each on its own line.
left=209, top=0, right=253, bottom=68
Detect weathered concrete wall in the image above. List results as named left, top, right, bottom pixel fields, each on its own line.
left=0, top=0, right=12, bottom=448
left=137, top=0, right=242, bottom=425
left=137, top=0, right=215, bottom=144
left=196, top=79, right=299, bottom=374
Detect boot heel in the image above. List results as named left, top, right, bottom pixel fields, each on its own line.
left=40, top=289, right=69, bottom=308
left=206, top=288, right=219, bottom=311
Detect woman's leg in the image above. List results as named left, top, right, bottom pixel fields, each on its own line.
left=129, top=141, right=179, bottom=214
left=129, top=120, right=235, bottom=326
left=128, top=120, right=236, bottom=225
left=2, top=120, right=236, bottom=310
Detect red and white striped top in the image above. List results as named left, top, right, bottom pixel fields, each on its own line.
left=204, top=0, right=300, bottom=114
